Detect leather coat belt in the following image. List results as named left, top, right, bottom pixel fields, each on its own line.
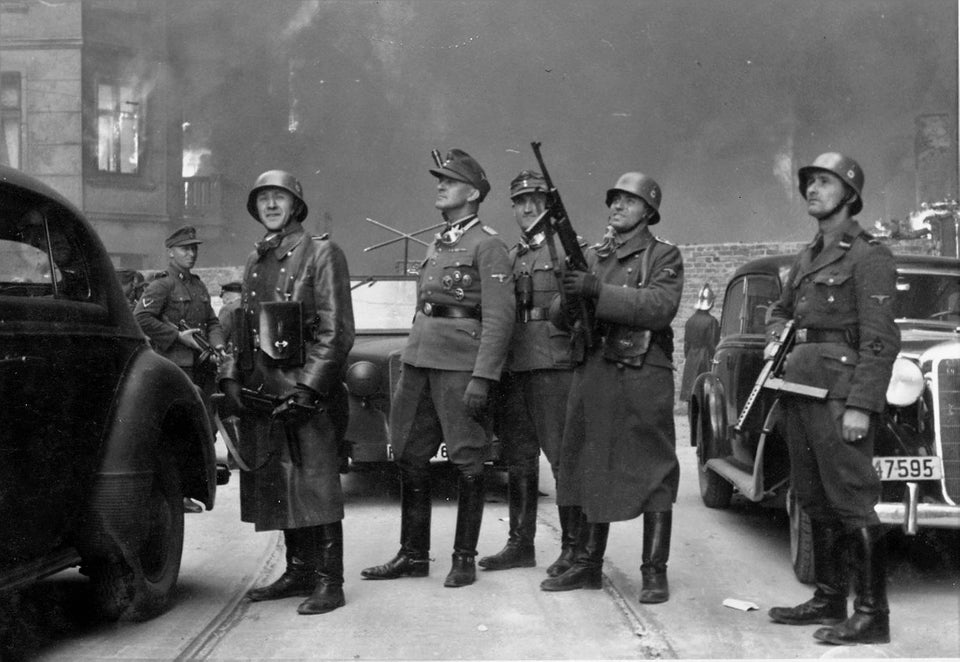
left=518, top=306, right=552, bottom=323
left=795, top=328, right=854, bottom=345
left=420, top=302, right=482, bottom=320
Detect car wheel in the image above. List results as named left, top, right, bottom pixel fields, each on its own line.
left=787, top=487, right=815, bottom=584
left=89, top=453, right=184, bottom=621
left=695, top=389, right=733, bottom=509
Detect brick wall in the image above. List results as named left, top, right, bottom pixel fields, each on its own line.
left=194, top=237, right=940, bottom=413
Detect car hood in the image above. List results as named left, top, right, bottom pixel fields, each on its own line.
left=896, top=325, right=960, bottom=359
left=349, top=334, right=407, bottom=363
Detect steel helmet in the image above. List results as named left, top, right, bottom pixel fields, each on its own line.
left=696, top=283, right=716, bottom=311
left=798, top=153, right=864, bottom=216
left=247, top=170, right=308, bottom=223
left=605, top=172, right=662, bottom=224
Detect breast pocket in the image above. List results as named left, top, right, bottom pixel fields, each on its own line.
left=811, top=269, right=854, bottom=312
left=164, top=293, right=192, bottom=323
left=440, top=255, right=478, bottom=303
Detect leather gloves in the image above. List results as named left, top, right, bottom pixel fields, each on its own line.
left=561, top=270, right=600, bottom=300
left=274, top=385, right=320, bottom=424
left=219, top=378, right=244, bottom=417
left=463, top=377, right=491, bottom=420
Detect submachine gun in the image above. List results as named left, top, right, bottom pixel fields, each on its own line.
left=177, top=320, right=227, bottom=367
left=527, top=141, right=595, bottom=348
left=734, top=320, right=828, bottom=432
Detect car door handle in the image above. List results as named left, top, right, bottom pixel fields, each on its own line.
left=0, top=355, right=48, bottom=370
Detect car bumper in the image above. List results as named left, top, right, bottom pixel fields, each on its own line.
left=875, top=482, right=960, bottom=533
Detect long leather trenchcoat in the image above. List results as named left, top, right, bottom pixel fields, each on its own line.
left=220, top=222, right=355, bottom=531
left=557, top=226, right=684, bottom=523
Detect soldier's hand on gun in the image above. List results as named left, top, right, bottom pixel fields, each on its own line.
left=463, top=377, right=491, bottom=420
left=178, top=326, right=202, bottom=351
left=274, top=386, right=319, bottom=424
left=561, top=270, right=600, bottom=300
left=842, top=407, right=871, bottom=443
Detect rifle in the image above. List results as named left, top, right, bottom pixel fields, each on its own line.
left=178, top=320, right=227, bottom=367
left=529, top=141, right=595, bottom=347
left=733, top=320, right=828, bottom=432
left=431, top=149, right=444, bottom=169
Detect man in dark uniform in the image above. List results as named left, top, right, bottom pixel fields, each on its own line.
left=767, top=153, right=899, bottom=646
left=679, top=283, right=720, bottom=404
left=541, top=171, right=683, bottom=605
left=116, top=269, right=145, bottom=310
left=478, top=170, right=578, bottom=576
left=361, top=149, right=514, bottom=588
left=135, top=225, right=225, bottom=513
left=219, top=170, right=354, bottom=615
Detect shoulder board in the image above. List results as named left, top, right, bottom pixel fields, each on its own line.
left=653, top=235, right=675, bottom=246
left=313, top=233, right=330, bottom=241
left=482, top=225, right=498, bottom=235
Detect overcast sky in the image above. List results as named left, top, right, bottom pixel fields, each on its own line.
left=172, top=0, right=958, bottom=272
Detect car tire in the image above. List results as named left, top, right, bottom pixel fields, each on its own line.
left=89, top=453, right=184, bottom=621
left=787, top=487, right=815, bottom=584
left=694, top=386, right=734, bottom=509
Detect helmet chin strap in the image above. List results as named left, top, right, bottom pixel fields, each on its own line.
left=812, top=189, right=856, bottom=221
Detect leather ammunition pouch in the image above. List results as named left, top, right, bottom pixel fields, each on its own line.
left=601, top=327, right=652, bottom=367
left=258, top=301, right=306, bottom=367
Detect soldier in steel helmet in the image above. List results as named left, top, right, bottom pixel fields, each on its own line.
left=134, top=225, right=225, bottom=513
left=767, top=153, right=899, bottom=646
left=218, top=169, right=355, bottom=615
left=679, top=283, right=720, bottom=404
left=477, top=170, right=579, bottom=577
left=361, top=149, right=514, bottom=588
left=540, top=171, right=683, bottom=606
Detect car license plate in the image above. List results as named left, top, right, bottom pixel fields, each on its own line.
left=872, top=456, right=943, bottom=481
left=386, top=443, right=448, bottom=462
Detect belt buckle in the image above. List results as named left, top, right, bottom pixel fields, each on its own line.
left=423, top=302, right=433, bottom=316
left=795, top=328, right=807, bottom=343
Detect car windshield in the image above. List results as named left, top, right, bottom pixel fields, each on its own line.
left=894, top=269, right=960, bottom=323
left=351, top=277, right=418, bottom=332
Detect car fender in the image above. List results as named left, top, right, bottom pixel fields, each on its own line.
left=79, top=346, right=215, bottom=559
left=690, top=372, right=728, bottom=449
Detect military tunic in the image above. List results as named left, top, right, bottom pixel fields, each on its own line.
left=495, top=235, right=574, bottom=476
left=767, top=219, right=899, bottom=528
left=220, top=223, right=355, bottom=531
left=135, top=262, right=224, bottom=370
left=391, top=216, right=515, bottom=477
left=557, top=226, right=684, bottom=523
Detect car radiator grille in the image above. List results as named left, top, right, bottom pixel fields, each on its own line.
left=935, top=354, right=960, bottom=504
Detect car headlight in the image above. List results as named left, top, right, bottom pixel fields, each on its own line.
left=885, top=357, right=924, bottom=407
left=346, top=361, right=381, bottom=398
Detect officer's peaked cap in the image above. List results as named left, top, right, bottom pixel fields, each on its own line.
left=165, top=225, right=203, bottom=248
left=509, top=170, right=548, bottom=200
left=429, top=149, right=491, bottom=202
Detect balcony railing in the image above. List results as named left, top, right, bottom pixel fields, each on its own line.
left=183, top=175, right=222, bottom=220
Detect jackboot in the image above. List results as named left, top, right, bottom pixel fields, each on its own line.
left=639, top=511, right=672, bottom=604
left=540, top=513, right=609, bottom=591
left=769, top=521, right=848, bottom=625
left=479, top=469, right=538, bottom=570
left=298, top=522, right=346, bottom=615
left=444, top=473, right=485, bottom=587
left=247, top=528, right=317, bottom=601
left=814, top=526, right=890, bottom=645
left=361, top=472, right=432, bottom=579
left=545, top=505, right=582, bottom=577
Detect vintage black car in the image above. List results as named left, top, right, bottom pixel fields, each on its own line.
left=0, top=166, right=219, bottom=621
left=689, top=253, right=960, bottom=582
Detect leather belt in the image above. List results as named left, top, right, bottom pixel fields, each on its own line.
left=420, top=302, right=481, bottom=320
left=518, top=306, right=552, bottom=323
left=794, top=328, right=853, bottom=345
